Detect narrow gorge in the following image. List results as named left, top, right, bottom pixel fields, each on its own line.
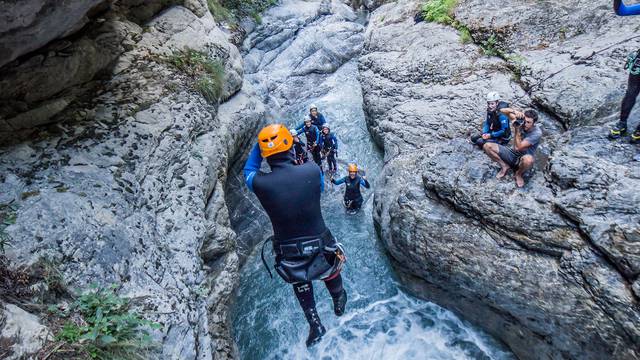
left=1, top=0, right=639, bottom=359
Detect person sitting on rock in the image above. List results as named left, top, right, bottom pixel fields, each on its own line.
left=331, top=163, right=370, bottom=213
left=300, top=116, right=322, bottom=168
left=609, top=0, right=640, bottom=144
left=243, top=124, right=347, bottom=348
left=470, top=92, right=511, bottom=148
left=319, top=124, right=338, bottom=175
left=483, top=109, right=542, bottom=188
left=291, top=129, right=308, bottom=165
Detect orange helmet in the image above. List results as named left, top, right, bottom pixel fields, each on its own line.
left=258, top=124, right=293, bottom=158
left=348, top=163, right=358, bottom=172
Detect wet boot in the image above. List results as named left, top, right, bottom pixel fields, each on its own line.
left=332, top=289, right=347, bottom=316
left=304, top=308, right=326, bottom=347
left=609, top=122, right=628, bottom=140
left=631, top=129, right=640, bottom=144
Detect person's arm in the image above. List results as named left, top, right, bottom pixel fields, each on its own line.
left=331, top=176, right=346, bottom=185
left=243, top=144, right=262, bottom=192
left=615, top=0, right=640, bottom=16
left=482, top=117, right=490, bottom=134
left=295, top=123, right=304, bottom=132
left=490, top=114, right=509, bottom=139
left=318, top=134, right=324, bottom=149
left=512, top=125, right=532, bottom=153
left=314, top=126, right=319, bottom=144
left=333, top=135, right=338, bottom=151
left=319, top=168, right=324, bottom=193
left=360, top=177, right=370, bottom=188
left=319, top=113, right=326, bottom=126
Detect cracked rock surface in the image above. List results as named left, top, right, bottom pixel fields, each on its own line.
left=361, top=0, right=640, bottom=359
left=0, top=2, right=264, bottom=359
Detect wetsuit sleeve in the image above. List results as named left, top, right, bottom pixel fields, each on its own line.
left=319, top=114, right=326, bottom=126
left=295, top=123, right=304, bottom=132
left=318, top=135, right=324, bottom=149
left=360, top=178, right=371, bottom=188
left=490, top=114, right=509, bottom=139
left=332, top=177, right=346, bottom=185
left=314, top=126, right=320, bottom=144
left=243, top=143, right=262, bottom=192
left=615, top=0, right=640, bottom=15
left=333, top=135, right=338, bottom=150
left=320, top=168, right=325, bottom=193
left=482, top=118, right=490, bottom=134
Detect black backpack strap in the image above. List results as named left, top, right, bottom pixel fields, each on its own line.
left=261, top=237, right=274, bottom=279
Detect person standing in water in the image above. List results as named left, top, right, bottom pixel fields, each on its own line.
left=331, top=163, right=370, bottom=213
left=244, top=124, right=347, bottom=347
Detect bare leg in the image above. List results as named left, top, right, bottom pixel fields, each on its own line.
left=515, top=155, right=534, bottom=188
left=483, top=143, right=510, bottom=179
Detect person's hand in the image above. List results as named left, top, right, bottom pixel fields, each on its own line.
left=482, top=133, right=491, bottom=140
left=514, top=111, right=524, bottom=119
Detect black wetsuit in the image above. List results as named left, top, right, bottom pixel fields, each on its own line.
left=243, top=145, right=344, bottom=337
left=614, top=1, right=640, bottom=134
left=301, top=125, right=322, bottom=168
left=332, top=175, right=370, bottom=211
left=293, top=139, right=308, bottom=164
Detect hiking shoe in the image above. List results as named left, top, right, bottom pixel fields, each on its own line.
left=332, top=289, right=347, bottom=316
left=631, top=130, right=640, bottom=144
left=305, top=324, right=326, bottom=347
left=609, top=123, right=627, bottom=140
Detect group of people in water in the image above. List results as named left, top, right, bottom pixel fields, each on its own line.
left=242, top=0, right=640, bottom=349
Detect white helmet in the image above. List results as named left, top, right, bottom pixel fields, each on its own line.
left=304, top=115, right=312, bottom=122
left=486, top=92, right=500, bottom=102
left=322, top=123, right=330, bottom=129
left=309, top=104, right=318, bottom=111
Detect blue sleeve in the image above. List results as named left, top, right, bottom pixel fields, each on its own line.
left=295, top=123, right=304, bottom=132
left=319, top=114, right=326, bottom=126
left=490, top=114, right=509, bottom=138
left=243, top=144, right=262, bottom=192
left=318, top=135, right=324, bottom=149
left=332, top=176, right=346, bottom=185
left=482, top=117, right=490, bottom=134
left=314, top=126, right=319, bottom=143
left=333, top=135, right=338, bottom=150
left=360, top=178, right=370, bottom=188
left=320, top=169, right=324, bottom=193
left=615, top=0, right=640, bottom=15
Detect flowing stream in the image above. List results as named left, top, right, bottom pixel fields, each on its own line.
left=230, top=59, right=515, bottom=359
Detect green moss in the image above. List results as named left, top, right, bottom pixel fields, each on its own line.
left=458, top=25, right=472, bottom=44
left=208, top=0, right=277, bottom=24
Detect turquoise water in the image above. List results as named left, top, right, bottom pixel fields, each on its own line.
left=231, top=61, right=514, bottom=360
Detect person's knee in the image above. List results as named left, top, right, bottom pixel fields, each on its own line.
left=483, top=142, right=496, bottom=153
left=520, top=155, right=534, bottom=169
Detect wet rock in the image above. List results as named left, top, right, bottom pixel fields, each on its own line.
left=0, top=302, right=52, bottom=360
left=361, top=0, right=640, bottom=359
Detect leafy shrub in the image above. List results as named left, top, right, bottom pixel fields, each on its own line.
left=51, top=284, right=160, bottom=360
left=422, top=0, right=459, bottom=25
left=168, top=48, right=225, bottom=102
left=481, top=34, right=500, bottom=57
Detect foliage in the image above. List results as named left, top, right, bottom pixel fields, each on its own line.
left=51, top=284, right=161, bottom=360
left=422, top=0, right=459, bottom=25
left=208, top=0, right=277, bottom=24
left=458, top=25, right=472, bottom=44
left=168, top=48, right=225, bottom=102
left=480, top=34, right=501, bottom=57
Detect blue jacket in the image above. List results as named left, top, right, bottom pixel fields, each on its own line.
left=615, top=0, right=640, bottom=15
left=319, top=133, right=338, bottom=151
left=483, top=111, right=510, bottom=140
left=295, top=112, right=327, bottom=131
left=331, top=175, right=370, bottom=201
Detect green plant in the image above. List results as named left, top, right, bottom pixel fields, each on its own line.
left=422, top=0, right=459, bottom=25
left=207, top=0, right=232, bottom=21
left=481, top=34, right=501, bottom=57
left=52, top=284, right=161, bottom=360
left=0, top=203, right=17, bottom=254
left=168, top=48, right=225, bottom=102
left=458, top=25, right=472, bottom=44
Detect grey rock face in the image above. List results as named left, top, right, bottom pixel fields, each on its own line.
left=0, top=0, right=105, bottom=68
left=361, top=0, right=640, bottom=359
left=0, top=302, right=53, bottom=360
left=0, top=5, right=264, bottom=360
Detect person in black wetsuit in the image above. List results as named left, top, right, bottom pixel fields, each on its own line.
left=243, top=124, right=347, bottom=347
left=331, top=163, right=370, bottom=213
left=319, top=124, right=338, bottom=174
left=610, top=0, right=640, bottom=144
left=300, top=117, right=322, bottom=168
left=291, top=129, right=308, bottom=165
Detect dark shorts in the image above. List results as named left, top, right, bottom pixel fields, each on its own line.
left=498, top=145, right=521, bottom=169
